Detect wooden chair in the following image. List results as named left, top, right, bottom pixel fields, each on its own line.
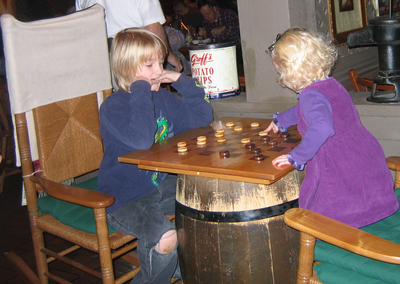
left=348, top=69, right=395, bottom=92
left=5, top=252, right=41, bottom=284
left=239, top=76, right=246, bottom=92
left=0, top=96, right=12, bottom=193
left=284, top=156, right=400, bottom=284
left=1, top=5, right=140, bottom=283
left=0, top=80, right=21, bottom=193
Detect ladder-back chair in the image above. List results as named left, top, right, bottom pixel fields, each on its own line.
left=1, top=5, right=139, bottom=283
left=348, top=69, right=395, bottom=92
left=284, top=156, right=400, bottom=284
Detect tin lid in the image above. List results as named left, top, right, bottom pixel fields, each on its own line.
left=188, top=41, right=236, bottom=50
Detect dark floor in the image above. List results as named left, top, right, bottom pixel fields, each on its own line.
left=0, top=172, right=181, bottom=284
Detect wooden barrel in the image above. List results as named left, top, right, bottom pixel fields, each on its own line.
left=176, top=170, right=304, bottom=284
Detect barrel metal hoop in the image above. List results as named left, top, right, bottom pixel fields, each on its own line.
left=175, top=199, right=298, bottom=223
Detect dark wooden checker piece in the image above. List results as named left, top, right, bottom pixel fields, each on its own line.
left=219, top=150, right=230, bottom=158
left=251, top=147, right=262, bottom=154
left=245, top=142, right=256, bottom=149
left=253, top=154, right=265, bottom=161
left=280, top=132, right=290, bottom=138
left=260, top=136, right=270, bottom=142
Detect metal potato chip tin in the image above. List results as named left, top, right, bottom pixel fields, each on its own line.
left=189, top=42, right=240, bottom=99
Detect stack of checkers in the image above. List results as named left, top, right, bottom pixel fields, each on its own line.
left=177, top=135, right=208, bottom=153
left=215, top=128, right=226, bottom=143
left=177, top=141, right=188, bottom=153
left=197, top=136, right=207, bottom=146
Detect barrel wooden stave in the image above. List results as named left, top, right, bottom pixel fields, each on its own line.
left=177, top=213, right=300, bottom=284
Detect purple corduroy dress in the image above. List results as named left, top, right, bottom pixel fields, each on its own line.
left=276, top=77, right=399, bottom=228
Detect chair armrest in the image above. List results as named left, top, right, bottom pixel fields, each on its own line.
left=30, top=175, right=115, bottom=209
left=284, top=208, right=400, bottom=265
left=387, top=156, right=400, bottom=172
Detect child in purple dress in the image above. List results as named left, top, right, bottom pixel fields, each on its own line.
left=264, top=27, right=399, bottom=228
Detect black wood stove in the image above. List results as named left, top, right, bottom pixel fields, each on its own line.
left=347, top=9, right=400, bottom=103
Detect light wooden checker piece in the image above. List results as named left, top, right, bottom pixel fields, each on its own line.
left=177, top=146, right=188, bottom=153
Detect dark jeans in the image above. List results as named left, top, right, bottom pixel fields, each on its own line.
left=107, top=175, right=177, bottom=284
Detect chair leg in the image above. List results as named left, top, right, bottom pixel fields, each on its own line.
left=348, top=69, right=364, bottom=92
left=297, top=232, right=316, bottom=284
left=24, top=181, right=48, bottom=283
left=94, top=208, right=115, bottom=284
left=5, top=251, right=41, bottom=284
left=32, top=225, right=49, bottom=284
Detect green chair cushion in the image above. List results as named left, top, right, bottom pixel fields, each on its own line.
left=314, top=188, right=400, bottom=284
left=314, top=263, right=388, bottom=284
left=37, top=176, right=118, bottom=234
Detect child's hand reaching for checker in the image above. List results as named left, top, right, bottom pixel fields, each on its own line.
left=263, top=121, right=279, bottom=134
left=272, top=154, right=290, bottom=169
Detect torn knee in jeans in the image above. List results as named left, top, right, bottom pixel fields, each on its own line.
left=154, top=230, right=177, bottom=254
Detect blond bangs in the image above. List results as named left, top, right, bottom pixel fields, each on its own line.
left=111, top=28, right=167, bottom=92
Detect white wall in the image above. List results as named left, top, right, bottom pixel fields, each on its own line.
left=237, top=0, right=294, bottom=103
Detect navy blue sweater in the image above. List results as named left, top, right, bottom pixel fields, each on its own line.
left=98, top=75, right=213, bottom=213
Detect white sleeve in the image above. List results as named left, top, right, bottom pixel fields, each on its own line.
left=102, top=0, right=166, bottom=38
left=136, top=0, right=166, bottom=27
left=75, top=0, right=105, bottom=11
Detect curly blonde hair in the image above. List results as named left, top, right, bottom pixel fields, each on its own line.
left=111, top=28, right=168, bottom=92
left=269, top=27, right=338, bottom=93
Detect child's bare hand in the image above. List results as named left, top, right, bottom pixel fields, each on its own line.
left=272, top=155, right=290, bottom=168
left=159, top=70, right=182, bottom=84
left=264, top=121, right=279, bottom=134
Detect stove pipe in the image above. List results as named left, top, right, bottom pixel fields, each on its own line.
left=347, top=17, right=400, bottom=103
